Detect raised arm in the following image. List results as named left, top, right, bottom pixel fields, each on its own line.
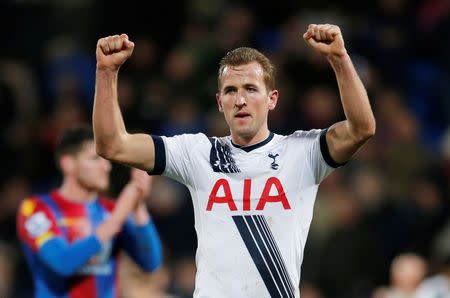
left=93, top=34, right=155, bottom=171
left=303, top=24, right=376, bottom=164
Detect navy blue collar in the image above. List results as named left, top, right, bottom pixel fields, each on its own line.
left=231, top=132, right=274, bottom=152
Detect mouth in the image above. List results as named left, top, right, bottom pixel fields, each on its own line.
left=235, top=112, right=251, bottom=119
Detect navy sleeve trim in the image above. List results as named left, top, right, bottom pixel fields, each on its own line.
left=319, top=128, right=348, bottom=168
left=149, top=135, right=166, bottom=175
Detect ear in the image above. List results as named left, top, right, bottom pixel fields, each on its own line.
left=268, top=90, right=279, bottom=110
left=59, top=155, right=75, bottom=175
left=216, top=93, right=223, bottom=113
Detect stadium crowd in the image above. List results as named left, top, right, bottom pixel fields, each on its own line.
left=0, top=0, right=449, bottom=297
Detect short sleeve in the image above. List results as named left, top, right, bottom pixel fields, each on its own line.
left=17, top=197, right=62, bottom=252
left=148, top=133, right=205, bottom=186
left=293, top=129, right=342, bottom=184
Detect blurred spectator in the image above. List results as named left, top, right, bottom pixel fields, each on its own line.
left=299, top=282, right=324, bottom=298
left=43, top=35, right=95, bottom=108
left=160, top=96, right=204, bottom=136
left=169, top=255, right=197, bottom=297
left=0, top=242, right=17, bottom=298
left=314, top=187, right=384, bottom=297
left=414, top=218, right=450, bottom=297
left=374, top=253, right=427, bottom=298
left=213, top=5, right=255, bottom=52
left=295, top=85, right=341, bottom=130
left=149, top=176, right=197, bottom=257
left=119, top=253, right=174, bottom=298
left=376, top=89, right=428, bottom=200
left=0, top=176, right=31, bottom=242
left=407, top=177, right=448, bottom=257
left=441, top=128, right=450, bottom=194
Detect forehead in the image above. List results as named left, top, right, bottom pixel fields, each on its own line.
left=76, top=141, right=96, bottom=155
left=220, top=62, right=265, bottom=87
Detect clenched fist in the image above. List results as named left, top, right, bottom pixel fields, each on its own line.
left=303, top=24, right=347, bottom=58
left=96, top=34, right=135, bottom=71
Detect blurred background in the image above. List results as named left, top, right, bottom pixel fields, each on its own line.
left=1, top=0, right=450, bottom=297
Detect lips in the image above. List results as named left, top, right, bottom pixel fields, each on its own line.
left=235, top=112, right=250, bottom=118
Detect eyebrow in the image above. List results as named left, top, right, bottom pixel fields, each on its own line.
left=223, top=85, right=237, bottom=93
left=222, top=83, right=259, bottom=92
left=243, top=83, right=258, bottom=89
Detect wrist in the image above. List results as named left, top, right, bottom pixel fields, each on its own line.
left=96, top=218, right=121, bottom=243
left=96, top=65, right=120, bottom=75
left=327, top=52, right=351, bottom=71
left=125, top=182, right=143, bottom=199
left=133, top=203, right=150, bottom=225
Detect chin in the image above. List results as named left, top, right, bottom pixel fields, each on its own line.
left=98, top=183, right=109, bottom=192
left=93, top=181, right=109, bottom=193
left=234, top=128, right=255, bottom=139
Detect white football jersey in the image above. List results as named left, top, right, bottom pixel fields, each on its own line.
left=150, top=129, right=339, bottom=298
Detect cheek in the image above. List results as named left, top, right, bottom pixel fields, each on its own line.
left=78, top=166, right=96, bottom=182
left=221, top=96, right=234, bottom=109
left=80, top=162, right=108, bottom=180
left=253, top=98, right=269, bottom=114
left=81, top=166, right=109, bottom=188
left=221, top=100, right=234, bottom=118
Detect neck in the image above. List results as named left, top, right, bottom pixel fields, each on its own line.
left=58, top=179, right=97, bottom=203
left=231, top=126, right=270, bottom=147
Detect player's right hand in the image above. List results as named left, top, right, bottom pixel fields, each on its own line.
left=96, top=34, right=134, bottom=71
left=303, top=24, right=346, bottom=58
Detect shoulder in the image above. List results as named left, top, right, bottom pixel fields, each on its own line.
left=17, top=194, right=54, bottom=219
left=163, top=133, right=216, bottom=156
left=162, top=132, right=208, bottom=140
left=289, top=129, right=324, bottom=140
left=279, top=129, right=325, bottom=148
left=162, top=133, right=210, bottom=147
left=17, top=194, right=61, bottom=248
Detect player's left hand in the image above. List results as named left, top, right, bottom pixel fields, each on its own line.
left=303, top=24, right=347, bottom=58
left=129, top=168, right=153, bottom=200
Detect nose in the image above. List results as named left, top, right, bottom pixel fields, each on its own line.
left=235, top=89, right=247, bottom=108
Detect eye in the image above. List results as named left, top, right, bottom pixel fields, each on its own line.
left=224, top=87, right=236, bottom=94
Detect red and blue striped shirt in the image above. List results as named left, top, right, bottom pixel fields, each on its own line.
left=17, top=191, right=162, bottom=298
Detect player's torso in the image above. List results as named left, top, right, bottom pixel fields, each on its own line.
left=186, top=134, right=319, bottom=298
left=48, top=193, right=117, bottom=276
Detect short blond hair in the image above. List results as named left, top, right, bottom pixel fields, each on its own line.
left=218, top=47, right=276, bottom=91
